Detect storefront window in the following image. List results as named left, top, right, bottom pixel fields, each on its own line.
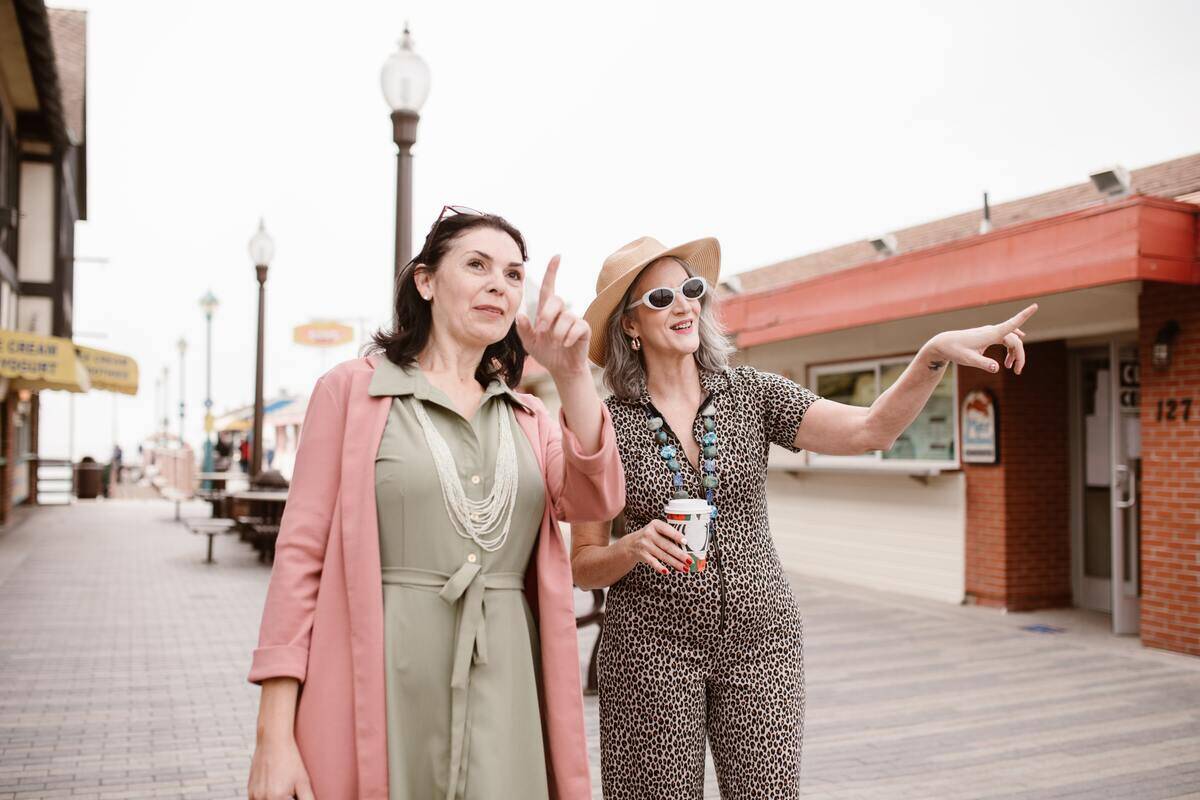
left=809, top=357, right=958, bottom=469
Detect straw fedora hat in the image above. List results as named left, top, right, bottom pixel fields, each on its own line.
left=582, top=236, right=721, bottom=367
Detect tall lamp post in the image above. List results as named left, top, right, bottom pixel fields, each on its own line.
left=249, top=219, right=275, bottom=480
left=199, top=291, right=219, bottom=481
left=160, top=364, right=170, bottom=446
left=176, top=337, right=187, bottom=448
left=380, top=25, right=431, bottom=289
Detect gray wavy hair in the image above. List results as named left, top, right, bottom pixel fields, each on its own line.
left=603, top=258, right=735, bottom=402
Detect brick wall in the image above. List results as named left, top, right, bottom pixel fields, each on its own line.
left=1139, top=282, right=1200, bottom=657
left=962, top=340, right=1072, bottom=611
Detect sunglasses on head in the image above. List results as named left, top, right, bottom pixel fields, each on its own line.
left=626, top=276, right=708, bottom=311
left=430, top=204, right=486, bottom=237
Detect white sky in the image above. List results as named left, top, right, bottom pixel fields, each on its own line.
left=40, top=0, right=1200, bottom=460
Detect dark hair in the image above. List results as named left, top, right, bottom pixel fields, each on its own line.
left=367, top=211, right=529, bottom=387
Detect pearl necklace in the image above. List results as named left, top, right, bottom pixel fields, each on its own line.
left=410, top=397, right=520, bottom=552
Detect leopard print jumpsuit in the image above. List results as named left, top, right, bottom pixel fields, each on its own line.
left=598, top=366, right=820, bottom=800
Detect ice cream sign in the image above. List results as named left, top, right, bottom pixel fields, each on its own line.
left=961, top=389, right=998, bottom=464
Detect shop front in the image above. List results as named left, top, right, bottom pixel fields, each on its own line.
left=722, top=194, right=1200, bottom=656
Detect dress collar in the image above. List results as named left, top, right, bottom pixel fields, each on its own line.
left=368, top=357, right=530, bottom=414
left=632, top=366, right=729, bottom=408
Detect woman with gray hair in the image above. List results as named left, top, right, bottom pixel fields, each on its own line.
left=571, top=235, right=1036, bottom=799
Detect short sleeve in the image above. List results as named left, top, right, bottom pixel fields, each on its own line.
left=754, top=369, right=821, bottom=453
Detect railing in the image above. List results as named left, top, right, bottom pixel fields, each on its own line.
left=35, top=458, right=74, bottom=505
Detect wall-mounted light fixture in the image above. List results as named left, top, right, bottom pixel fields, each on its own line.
left=1089, top=165, right=1132, bottom=199
left=869, top=233, right=898, bottom=257
left=1153, top=320, right=1180, bottom=371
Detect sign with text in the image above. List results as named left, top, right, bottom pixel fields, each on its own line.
left=293, top=322, right=355, bottom=348
left=961, top=389, right=998, bottom=464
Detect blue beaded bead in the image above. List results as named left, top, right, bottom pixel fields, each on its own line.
left=645, top=416, right=664, bottom=431
left=667, top=459, right=680, bottom=472
left=703, top=418, right=716, bottom=431
left=672, top=473, right=683, bottom=487
left=702, top=475, right=719, bottom=489
left=704, top=459, right=716, bottom=472
left=660, top=445, right=677, bottom=459
left=703, top=444, right=717, bottom=458
left=702, top=432, right=717, bottom=445
left=656, top=430, right=668, bottom=443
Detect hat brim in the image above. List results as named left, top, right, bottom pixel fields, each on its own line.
left=582, top=237, right=721, bottom=368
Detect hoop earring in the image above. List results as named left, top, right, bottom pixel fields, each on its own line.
left=630, top=336, right=641, bottom=351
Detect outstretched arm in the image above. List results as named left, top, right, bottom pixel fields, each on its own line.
left=795, top=304, right=1038, bottom=455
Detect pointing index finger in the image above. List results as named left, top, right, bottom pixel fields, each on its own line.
left=538, top=255, right=561, bottom=316
left=1000, top=303, right=1038, bottom=335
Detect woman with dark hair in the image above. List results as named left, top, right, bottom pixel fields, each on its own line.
left=247, top=207, right=625, bottom=800
left=571, top=236, right=1036, bottom=799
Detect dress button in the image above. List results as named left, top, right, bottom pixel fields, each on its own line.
left=467, top=553, right=478, bottom=563
left=470, top=474, right=481, bottom=485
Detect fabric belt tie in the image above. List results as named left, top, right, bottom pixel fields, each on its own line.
left=381, top=563, right=526, bottom=800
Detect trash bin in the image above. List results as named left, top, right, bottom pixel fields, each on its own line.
left=74, top=457, right=104, bottom=499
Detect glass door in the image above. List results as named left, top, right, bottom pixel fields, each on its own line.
left=1070, top=341, right=1140, bottom=633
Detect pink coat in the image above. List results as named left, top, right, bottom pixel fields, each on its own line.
left=248, top=355, right=625, bottom=799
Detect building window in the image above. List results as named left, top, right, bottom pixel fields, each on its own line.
left=809, top=356, right=959, bottom=469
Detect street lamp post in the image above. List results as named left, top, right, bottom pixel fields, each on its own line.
left=177, top=337, right=187, bottom=448
left=380, top=25, right=431, bottom=290
left=160, top=364, right=170, bottom=446
left=199, top=291, right=219, bottom=483
left=248, top=219, right=275, bottom=480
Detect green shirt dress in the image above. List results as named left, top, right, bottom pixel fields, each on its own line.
left=370, top=360, right=549, bottom=800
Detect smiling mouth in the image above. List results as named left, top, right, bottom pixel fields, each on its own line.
left=669, top=320, right=694, bottom=333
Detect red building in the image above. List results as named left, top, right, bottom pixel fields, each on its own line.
left=719, top=154, right=1200, bottom=658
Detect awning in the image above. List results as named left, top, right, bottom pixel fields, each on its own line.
left=720, top=195, right=1200, bottom=348
left=0, top=330, right=90, bottom=393
left=76, top=345, right=140, bottom=395
left=215, top=397, right=298, bottom=433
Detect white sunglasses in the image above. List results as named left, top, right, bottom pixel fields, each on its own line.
left=626, top=276, right=708, bottom=311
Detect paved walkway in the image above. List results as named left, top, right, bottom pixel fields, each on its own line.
left=0, top=500, right=1197, bottom=799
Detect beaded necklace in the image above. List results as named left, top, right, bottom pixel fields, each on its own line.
left=644, top=400, right=719, bottom=519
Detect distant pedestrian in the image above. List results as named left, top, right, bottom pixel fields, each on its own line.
left=110, top=444, right=123, bottom=485
left=238, top=438, right=250, bottom=473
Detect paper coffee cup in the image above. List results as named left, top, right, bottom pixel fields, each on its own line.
left=664, top=498, right=712, bottom=573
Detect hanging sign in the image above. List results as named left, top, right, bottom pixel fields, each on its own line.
left=961, top=389, right=998, bottom=464
left=293, top=321, right=355, bottom=348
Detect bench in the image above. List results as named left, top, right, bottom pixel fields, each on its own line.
left=161, top=487, right=188, bottom=521
left=187, top=518, right=236, bottom=563
left=248, top=523, right=279, bottom=564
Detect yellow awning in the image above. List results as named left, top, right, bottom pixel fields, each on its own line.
left=0, top=330, right=90, bottom=393
left=76, top=345, right=140, bottom=395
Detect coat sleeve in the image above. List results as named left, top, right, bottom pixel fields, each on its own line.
left=536, top=398, right=626, bottom=525
left=247, top=375, right=345, bottom=684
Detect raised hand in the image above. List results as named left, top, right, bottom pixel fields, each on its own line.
left=515, top=255, right=591, bottom=378
left=926, top=303, right=1039, bottom=375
